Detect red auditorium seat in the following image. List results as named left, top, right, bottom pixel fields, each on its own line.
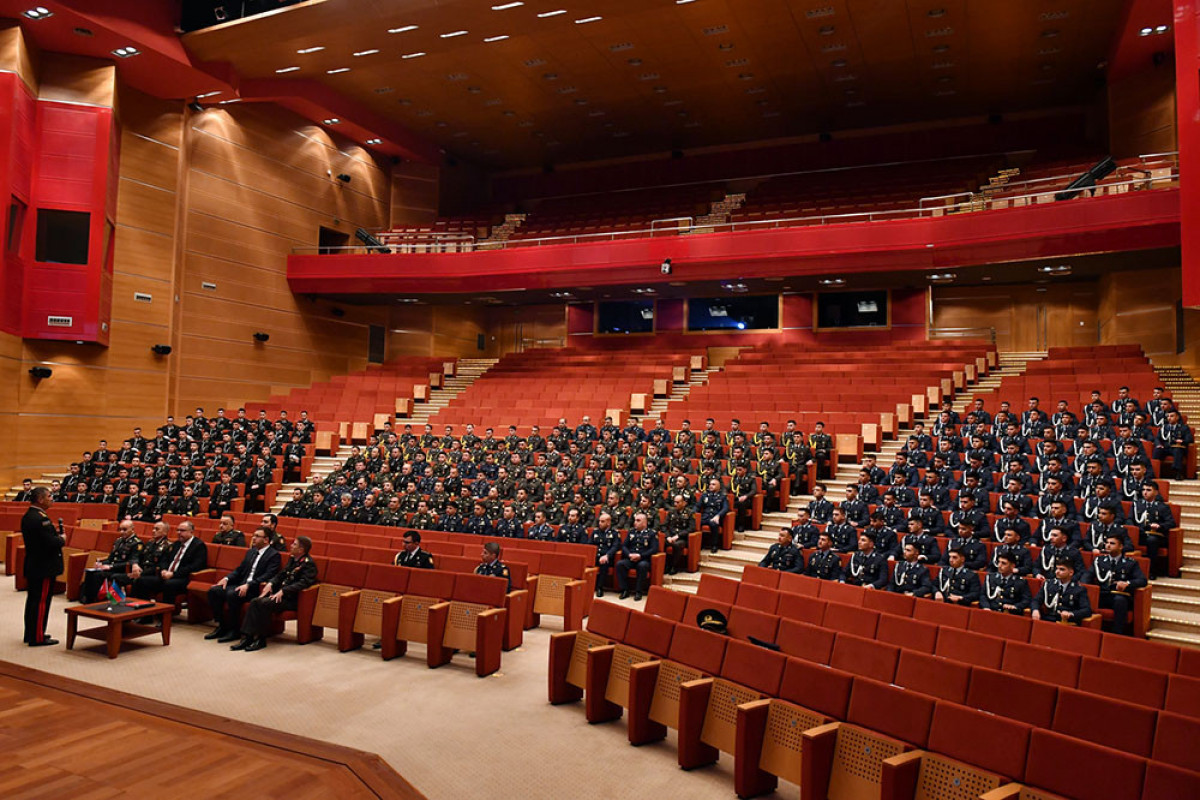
left=821, top=603, right=879, bottom=639
left=1022, top=728, right=1145, bottom=800
left=828, top=632, right=899, bottom=683
left=626, top=622, right=729, bottom=747
left=1002, top=640, right=1081, bottom=687
left=893, top=650, right=970, bottom=704
left=967, top=667, right=1059, bottom=729
left=1165, top=673, right=1200, bottom=720
left=874, top=615, right=938, bottom=654
left=777, top=592, right=827, bottom=625
left=933, top=627, right=1005, bottom=670
left=549, top=600, right=632, bottom=704
left=1051, top=687, right=1158, bottom=758
left=643, top=585, right=688, bottom=621
left=1151, top=711, right=1200, bottom=773
left=735, top=582, right=780, bottom=613
left=776, top=618, right=837, bottom=664
left=1077, top=656, right=1168, bottom=710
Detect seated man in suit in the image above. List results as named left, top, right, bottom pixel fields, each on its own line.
left=616, top=512, right=658, bottom=601
left=130, top=520, right=208, bottom=609
left=204, top=528, right=282, bottom=642
left=980, top=551, right=1033, bottom=614
left=394, top=530, right=434, bottom=569
left=1032, top=557, right=1092, bottom=625
left=232, top=535, right=319, bottom=652
left=934, top=547, right=981, bottom=605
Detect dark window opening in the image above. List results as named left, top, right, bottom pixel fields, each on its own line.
left=35, top=208, right=90, bottom=264
left=816, top=290, right=889, bottom=329
left=688, top=295, right=779, bottom=331
left=597, top=300, right=654, bottom=334
left=318, top=226, right=350, bottom=255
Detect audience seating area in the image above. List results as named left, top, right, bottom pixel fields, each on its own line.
left=378, top=216, right=495, bottom=251
left=668, top=341, right=995, bottom=458
left=428, top=346, right=702, bottom=432
left=549, top=571, right=1200, bottom=800
left=507, top=184, right=722, bottom=241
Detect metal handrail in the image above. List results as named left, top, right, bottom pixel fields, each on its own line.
left=650, top=216, right=694, bottom=232
left=291, top=162, right=1180, bottom=254
left=929, top=327, right=997, bottom=344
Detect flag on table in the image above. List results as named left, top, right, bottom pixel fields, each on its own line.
left=109, top=580, right=126, bottom=603
left=97, top=578, right=111, bottom=603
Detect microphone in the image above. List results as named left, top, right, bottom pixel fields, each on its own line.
left=57, top=518, right=65, bottom=537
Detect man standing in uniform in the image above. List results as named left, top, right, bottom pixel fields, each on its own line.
left=21, top=487, right=63, bottom=646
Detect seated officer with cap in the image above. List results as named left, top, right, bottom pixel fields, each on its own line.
left=979, top=550, right=1032, bottom=614
left=1032, top=558, right=1092, bottom=625
left=758, top=528, right=803, bottom=573
left=934, top=547, right=981, bottom=606
left=475, top=541, right=511, bottom=592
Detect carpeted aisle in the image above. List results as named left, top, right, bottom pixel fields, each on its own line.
left=0, top=589, right=760, bottom=799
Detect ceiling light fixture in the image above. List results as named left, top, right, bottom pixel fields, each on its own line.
left=23, top=7, right=52, bottom=20
left=196, top=91, right=222, bottom=99
left=353, top=49, right=379, bottom=57
left=323, top=118, right=341, bottom=124
left=327, top=67, right=350, bottom=74
left=493, top=1, right=524, bottom=8
left=275, top=66, right=300, bottom=73
left=928, top=272, right=956, bottom=282
left=402, top=52, right=426, bottom=59
left=484, top=35, right=510, bottom=42
left=388, top=25, right=418, bottom=33
left=818, top=278, right=845, bottom=286
left=538, top=9, right=567, bottom=18
left=366, top=138, right=382, bottom=145
left=297, top=46, right=324, bottom=54
left=112, top=46, right=140, bottom=58
left=441, top=30, right=469, bottom=38
left=576, top=16, right=602, bottom=24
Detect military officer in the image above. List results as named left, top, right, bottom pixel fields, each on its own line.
left=758, top=528, right=802, bottom=573
left=979, top=551, right=1032, bottom=614
left=934, top=548, right=981, bottom=605
left=1091, top=533, right=1147, bottom=635
left=805, top=532, right=843, bottom=582
left=844, top=531, right=888, bottom=589
left=616, top=512, right=658, bottom=601
left=889, top=543, right=934, bottom=597
left=475, top=542, right=512, bottom=592
left=1032, top=558, right=1092, bottom=624
left=393, top=531, right=435, bottom=569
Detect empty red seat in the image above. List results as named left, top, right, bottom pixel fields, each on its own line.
left=1077, top=656, right=1168, bottom=709
left=1029, top=620, right=1101, bottom=656
left=1052, top=687, right=1157, bottom=758
left=1165, top=673, right=1200, bottom=720
left=875, top=614, right=938, bottom=654
left=778, top=656, right=854, bottom=720
left=821, top=602, right=879, bottom=639
left=734, top=582, right=780, bottom=613
left=776, top=591, right=827, bottom=625
left=968, top=667, right=1058, bottom=728
left=934, top=627, right=1006, bottom=670
left=829, top=632, right=899, bottom=683
left=846, top=676, right=936, bottom=748
left=1002, top=640, right=1081, bottom=687
left=926, top=700, right=1031, bottom=782
left=1153, top=710, right=1200, bottom=773
left=1099, top=635, right=1179, bottom=674
left=894, top=650, right=970, bottom=703
left=775, top=618, right=836, bottom=664
left=624, top=610, right=676, bottom=658
left=1023, top=728, right=1145, bottom=800
left=644, top=586, right=687, bottom=621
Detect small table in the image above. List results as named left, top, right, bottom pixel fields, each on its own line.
left=64, top=602, right=173, bottom=658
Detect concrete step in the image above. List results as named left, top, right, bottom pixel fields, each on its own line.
left=1147, top=612, right=1200, bottom=638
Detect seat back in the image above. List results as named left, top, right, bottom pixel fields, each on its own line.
left=779, top=657, right=854, bottom=720
left=759, top=698, right=828, bottom=786
left=741, top=564, right=782, bottom=587
left=821, top=602, right=880, bottom=638
left=894, top=650, right=970, bottom=703
left=398, top=570, right=456, bottom=644
left=861, top=587, right=916, bottom=617
left=926, top=701, right=1031, bottom=783
left=1051, top=687, right=1157, bottom=758
left=818, top=580, right=865, bottom=607
left=829, top=633, right=899, bottom=683
left=683, top=595, right=731, bottom=628
left=1099, top=633, right=1178, bottom=673
left=644, top=585, right=688, bottom=621
left=727, top=606, right=780, bottom=643
left=605, top=643, right=657, bottom=709
left=875, top=614, right=938, bottom=654
left=624, top=610, right=676, bottom=658
left=649, top=625, right=728, bottom=729
left=1165, top=673, right=1200, bottom=720
left=912, top=599, right=971, bottom=628
left=967, top=608, right=1033, bottom=641
left=967, top=667, right=1058, bottom=728
left=775, top=618, right=836, bottom=665
left=735, top=582, right=780, bottom=613
left=1023, top=728, right=1145, bottom=800
left=702, top=641, right=786, bottom=754
left=934, top=627, right=1006, bottom=670
left=1077, top=656, right=1167, bottom=710
left=776, top=591, right=827, bottom=625
left=1029, top=621, right=1101, bottom=657
left=1002, top=640, right=1081, bottom=687
left=697, top=572, right=740, bottom=603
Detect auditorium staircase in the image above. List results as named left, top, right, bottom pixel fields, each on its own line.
left=665, top=350, right=1048, bottom=594
left=1144, top=363, right=1200, bottom=647
left=477, top=214, right=526, bottom=248
left=689, top=193, right=746, bottom=232
left=269, top=358, right=499, bottom=513
left=641, top=364, right=723, bottom=424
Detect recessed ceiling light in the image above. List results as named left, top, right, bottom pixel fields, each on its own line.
left=112, top=46, right=140, bottom=58
left=402, top=52, right=426, bottom=59
left=23, top=7, right=52, bottom=20
left=196, top=91, right=222, bottom=99
left=818, top=25, right=835, bottom=35
left=550, top=291, right=574, bottom=298
left=928, top=272, right=956, bottom=282
left=353, top=49, right=380, bottom=57
left=375, top=86, right=394, bottom=93
left=575, top=16, right=602, bottom=24
left=492, top=1, right=524, bottom=8
left=366, top=138, right=383, bottom=145
left=819, top=278, right=845, bottom=286
left=441, top=30, right=469, bottom=38
left=927, top=8, right=947, bottom=18
left=297, top=46, right=325, bottom=54
left=396, top=298, right=421, bottom=304
left=276, top=66, right=301, bottom=73
left=632, top=287, right=656, bottom=294
left=1156, top=24, right=1170, bottom=33
left=323, top=118, right=341, bottom=125
left=538, top=9, right=567, bottom=18
left=484, top=35, right=510, bottom=42
left=676, top=0, right=697, bottom=4
left=327, top=67, right=351, bottom=74
left=388, top=25, right=418, bottom=34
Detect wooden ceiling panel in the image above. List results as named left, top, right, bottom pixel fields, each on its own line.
left=181, top=0, right=1130, bottom=169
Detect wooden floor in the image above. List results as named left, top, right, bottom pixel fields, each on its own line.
left=0, top=662, right=423, bottom=800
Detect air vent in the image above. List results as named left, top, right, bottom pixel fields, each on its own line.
left=446, top=73, right=469, bottom=81
left=47, top=315, right=73, bottom=327
left=201, top=281, right=217, bottom=290
left=806, top=7, right=835, bottom=18
left=725, top=58, right=749, bottom=67
left=609, top=42, right=634, bottom=51
left=134, top=292, right=153, bottom=303
left=702, top=25, right=728, bottom=36
left=523, top=58, right=546, bottom=67
left=1039, top=11, right=1069, bottom=21
left=926, top=27, right=953, bottom=37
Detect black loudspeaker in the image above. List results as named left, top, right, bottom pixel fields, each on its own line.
left=819, top=132, right=833, bottom=142
left=476, top=334, right=485, bottom=351
left=355, top=228, right=392, bottom=254
left=28, top=366, right=52, bottom=379
left=1054, top=156, right=1117, bottom=201
left=988, top=113, right=1003, bottom=125
left=253, top=332, right=270, bottom=342
left=151, top=344, right=172, bottom=355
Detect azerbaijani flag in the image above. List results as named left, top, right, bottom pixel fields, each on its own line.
left=98, top=578, right=125, bottom=604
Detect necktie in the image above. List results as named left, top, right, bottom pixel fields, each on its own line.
left=248, top=548, right=264, bottom=582
left=169, top=539, right=187, bottom=572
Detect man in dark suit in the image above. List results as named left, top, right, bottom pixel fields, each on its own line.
left=233, top=535, right=319, bottom=652
left=130, top=520, right=208, bottom=608
left=204, top=528, right=282, bottom=642
left=22, top=487, right=64, bottom=646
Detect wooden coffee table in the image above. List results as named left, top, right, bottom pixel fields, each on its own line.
left=64, top=602, right=174, bottom=658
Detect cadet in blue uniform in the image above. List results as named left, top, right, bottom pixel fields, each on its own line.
left=889, top=543, right=934, bottom=597
left=394, top=530, right=435, bottom=569
left=591, top=513, right=624, bottom=597
left=934, top=548, right=981, bottom=606
left=1032, top=558, right=1092, bottom=625
left=979, top=551, right=1032, bottom=614
left=805, top=532, right=843, bottom=582
left=475, top=542, right=512, bottom=592
left=617, top=512, right=658, bottom=601
left=825, top=508, right=858, bottom=553
left=759, top=528, right=802, bottom=572
left=844, top=531, right=888, bottom=589
left=1133, top=481, right=1176, bottom=578
left=1091, top=533, right=1147, bottom=635
left=695, top=478, right=730, bottom=553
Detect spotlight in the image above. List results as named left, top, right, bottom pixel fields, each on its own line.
left=336, top=173, right=352, bottom=183
left=150, top=344, right=172, bottom=355
left=660, top=258, right=673, bottom=275
left=28, top=366, right=52, bottom=379
left=188, top=101, right=205, bottom=113
left=253, top=332, right=270, bottom=342
left=214, top=6, right=227, bottom=22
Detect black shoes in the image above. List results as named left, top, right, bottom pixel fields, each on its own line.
left=634, top=592, right=643, bottom=602
left=595, top=587, right=604, bottom=598
left=618, top=590, right=631, bottom=600
left=230, top=637, right=252, bottom=651
left=244, top=638, right=267, bottom=652
left=217, top=631, right=241, bottom=643
left=710, top=546, right=719, bottom=554
left=28, top=638, right=58, bottom=647
left=204, top=628, right=226, bottom=640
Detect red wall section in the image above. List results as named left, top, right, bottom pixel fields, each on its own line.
left=288, top=190, right=1180, bottom=297
left=1176, top=0, right=1200, bottom=307
left=23, top=100, right=116, bottom=344
left=0, top=73, right=36, bottom=336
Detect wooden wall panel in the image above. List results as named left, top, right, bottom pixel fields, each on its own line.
left=933, top=282, right=1098, bottom=351
left=1098, top=266, right=1180, bottom=357
left=391, top=159, right=439, bottom=226
left=0, top=21, right=39, bottom=95
left=1108, top=64, right=1177, bottom=159
left=36, top=53, right=114, bottom=106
